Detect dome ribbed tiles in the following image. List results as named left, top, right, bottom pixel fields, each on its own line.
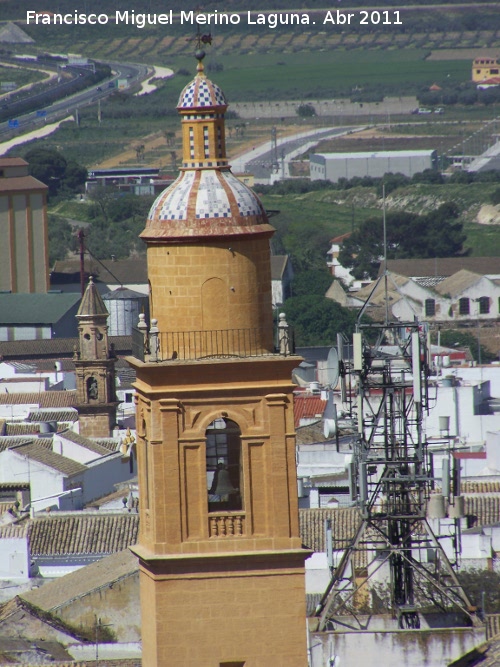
left=178, top=75, right=227, bottom=109
left=142, top=169, right=273, bottom=241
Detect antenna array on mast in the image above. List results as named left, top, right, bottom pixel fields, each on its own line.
left=315, top=319, right=476, bottom=631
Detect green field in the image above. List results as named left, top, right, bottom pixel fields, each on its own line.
left=261, top=182, right=500, bottom=261
left=0, top=64, right=45, bottom=89
left=194, top=50, right=470, bottom=101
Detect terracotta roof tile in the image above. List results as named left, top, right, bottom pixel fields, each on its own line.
left=464, top=494, right=500, bottom=527
left=299, top=507, right=370, bottom=568
left=94, top=438, right=121, bottom=452
left=0, top=436, right=33, bottom=452
left=299, top=507, right=362, bottom=552
left=27, top=408, right=78, bottom=422
left=4, top=423, right=40, bottom=436
left=294, top=393, right=328, bottom=428
left=0, top=335, right=131, bottom=360
left=0, top=390, right=77, bottom=407
left=0, top=522, right=29, bottom=538
left=12, top=442, right=87, bottom=476
left=57, top=429, right=116, bottom=456
left=22, top=548, right=138, bottom=611
left=28, top=514, right=139, bottom=556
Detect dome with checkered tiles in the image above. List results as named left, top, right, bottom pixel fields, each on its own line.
left=142, top=57, right=273, bottom=242
left=177, top=69, right=227, bottom=110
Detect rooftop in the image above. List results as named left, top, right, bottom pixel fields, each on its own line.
left=0, top=390, right=77, bottom=407
left=381, top=257, right=500, bottom=278
left=0, top=293, right=81, bottom=325
left=0, top=335, right=132, bottom=360
left=11, top=441, right=87, bottom=476
left=313, top=149, right=436, bottom=159
left=22, top=548, right=138, bottom=612
left=0, top=175, right=47, bottom=192
left=28, top=513, right=139, bottom=556
left=435, top=269, right=483, bottom=298
left=52, top=258, right=148, bottom=286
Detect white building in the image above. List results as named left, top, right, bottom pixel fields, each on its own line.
left=0, top=432, right=134, bottom=512
left=310, top=149, right=437, bottom=182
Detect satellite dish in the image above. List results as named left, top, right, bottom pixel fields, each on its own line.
left=325, top=347, right=340, bottom=388
left=324, top=418, right=337, bottom=438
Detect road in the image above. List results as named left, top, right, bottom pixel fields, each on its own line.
left=232, top=125, right=365, bottom=183
left=0, top=60, right=149, bottom=140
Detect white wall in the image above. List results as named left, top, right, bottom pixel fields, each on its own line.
left=0, top=449, right=71, bottom=506
left=52, top=435, right=104, bottom=465
left=82, top=453, right=135, bottom=505
left=306, top=552, right=331, bottom=595
left=0, top=538, right=29, bottom=579
left=424, top=382, right=499, bottom=446
left=309, top=627, right=485, bottom=667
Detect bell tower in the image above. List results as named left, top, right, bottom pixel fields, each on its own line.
left=128, top=51, right=309, bottom=667
left=74, top=276, right=118, bottom=438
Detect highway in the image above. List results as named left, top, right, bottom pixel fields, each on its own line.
left=0, top=60, right=150, bottom=140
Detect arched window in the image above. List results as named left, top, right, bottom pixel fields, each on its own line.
left=87, top=376, right=98, bottom=400
left=206, top=418, right=242, bottom=512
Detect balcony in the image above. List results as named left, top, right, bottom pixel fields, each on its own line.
left=131, top=314, right=295, bottom=363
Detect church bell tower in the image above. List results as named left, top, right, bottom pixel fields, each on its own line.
left=128, top=51, right=309, bottom=667
left=74, top=276, right=118, bottom=437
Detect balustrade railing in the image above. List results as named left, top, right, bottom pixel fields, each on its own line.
left=131, top=314, right=295, bottom=362
left=208, top=512, right=245, bottom=538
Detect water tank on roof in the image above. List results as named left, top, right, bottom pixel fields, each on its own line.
left=102, top=288, right=149, bottom=336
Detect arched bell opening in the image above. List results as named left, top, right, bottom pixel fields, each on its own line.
left=206, top=418, right=242, bottom=513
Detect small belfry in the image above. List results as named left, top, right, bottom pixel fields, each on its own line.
left=128, top=49, right=310, bottom=667
left=74, top=276, right=118, bottom=438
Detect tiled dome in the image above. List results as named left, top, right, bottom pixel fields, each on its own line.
left=142, top=169, right=273, bottom=242
left=177, top=75, right=227, bottom=109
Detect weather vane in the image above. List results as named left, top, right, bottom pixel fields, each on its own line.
left=195, top=26, right=212, bottom=50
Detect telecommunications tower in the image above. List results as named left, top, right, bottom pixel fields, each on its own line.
left=316, top=218, right=477, bottom=631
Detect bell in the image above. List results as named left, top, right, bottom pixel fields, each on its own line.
left=213, top=468, right=236, bottom=497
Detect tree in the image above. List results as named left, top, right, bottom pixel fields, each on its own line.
left=435, top=329, right=495, bottom=363
left=282, top=295, right=357, bottom=346
left=61, top=160, right=87, bottom=193
left=47, top=216, right=76, bottom=265
left=25, top=148, right=87, bottom=198
left=491, top=187, right=500, bottom=206
left=292, top=268, right=333, bottom=298
left=25, top=148, right=68, bottom=197
left=458, top=570, right=500, bottom=614
left=88, top=185, right=117, bottom=222
left=296, top=103, right=316, bottom=118
left=338, top=203, right=467, bottom=280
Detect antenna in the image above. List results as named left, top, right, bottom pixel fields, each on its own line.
left=316, top=319, right=476, bottom=632
left=325, top=347, right=340, bottom=389
left=382, top=183, right=389, bottom=324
